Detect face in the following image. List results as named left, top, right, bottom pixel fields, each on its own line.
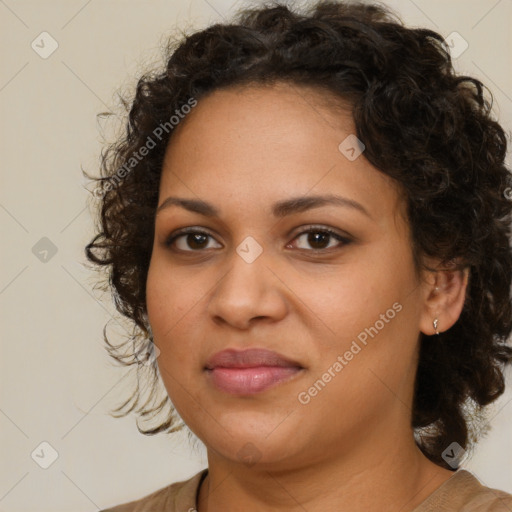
left=146, top=82, right=429, bottom=470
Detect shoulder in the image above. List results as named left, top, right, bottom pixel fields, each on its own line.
left=99, top=469, right=207, bottom=512
left=415, top=469, right=512, bottom=512
left=461, top=477, right=512, bottom=512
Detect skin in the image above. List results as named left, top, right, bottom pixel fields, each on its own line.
left=146, top=82, right=469, bottom=512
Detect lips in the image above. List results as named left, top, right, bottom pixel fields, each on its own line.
left=205, top=348, right=303, bottom=394
left=205, top=348, right=301, bottom=370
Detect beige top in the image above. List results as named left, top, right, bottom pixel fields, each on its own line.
left=100, top=468, right=512, bottom=511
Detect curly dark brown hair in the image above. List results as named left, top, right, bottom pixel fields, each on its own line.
left=85, top=0, right=512, bottom=470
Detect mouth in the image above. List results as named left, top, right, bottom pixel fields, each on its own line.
left=204, top=348, right=304, bottom=395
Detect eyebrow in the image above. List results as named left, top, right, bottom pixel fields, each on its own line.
left=156, top=194, right=371, bottom=219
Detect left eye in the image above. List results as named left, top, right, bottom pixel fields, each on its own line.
left=288, top=228, right=350, bottom=251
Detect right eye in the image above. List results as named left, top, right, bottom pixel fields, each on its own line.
left=164, top=228, right=222, bottom=252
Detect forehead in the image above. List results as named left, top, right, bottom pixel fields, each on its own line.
left=159, top=82, right=404, bottom=225
left=166, top=81, right=353, bottom=159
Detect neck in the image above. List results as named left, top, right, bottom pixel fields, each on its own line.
left=197, top=423, right=455, bottom=512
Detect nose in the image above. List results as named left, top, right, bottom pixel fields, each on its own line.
left=207, top=246, right=288, bottom=330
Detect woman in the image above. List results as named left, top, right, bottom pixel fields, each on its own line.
left=86, top=1, right=512, bottom=510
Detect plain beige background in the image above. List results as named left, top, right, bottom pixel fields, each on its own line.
left=1, top=0, right=511, bottom=510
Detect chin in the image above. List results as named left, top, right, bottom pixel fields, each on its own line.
left=197, top=424, right=304, bottom=469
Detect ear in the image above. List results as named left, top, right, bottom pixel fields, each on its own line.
left=419, top=262, right=469, bottom=336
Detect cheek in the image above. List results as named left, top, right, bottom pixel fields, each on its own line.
left=146, top=257, right=199, bottom=332
left=146, top=260, right=193, bottom=364
left=304, top=265, right=403, bottom=345
left=308, top=245, right=420, bottom=377
left=146, top=257, right=218, bottom=394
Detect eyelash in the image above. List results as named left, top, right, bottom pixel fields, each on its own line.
left=163, top=225, right=352, bottom=253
